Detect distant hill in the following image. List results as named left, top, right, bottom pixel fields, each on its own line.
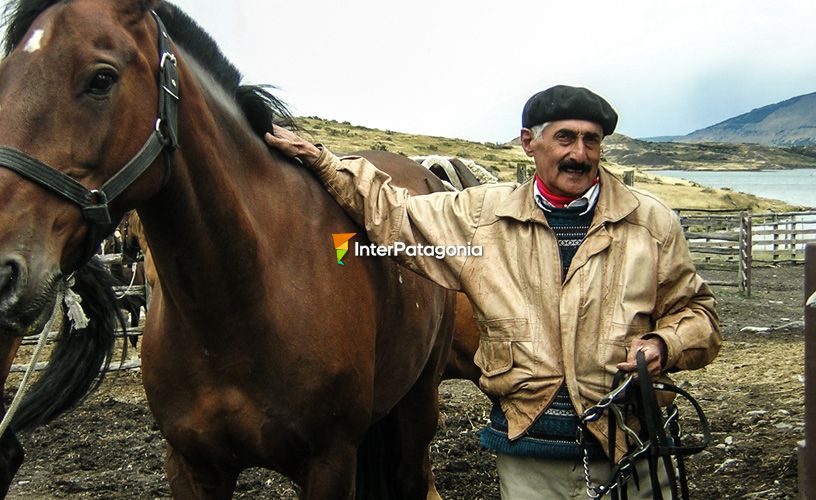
left=679, top=92, right=816, bottom=146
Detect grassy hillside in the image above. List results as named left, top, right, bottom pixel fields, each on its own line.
left=603, top=134, right=816, bottom=171
left=296, top=117, right=804, bottom=212
left=680, top=91, right=816, bottom=146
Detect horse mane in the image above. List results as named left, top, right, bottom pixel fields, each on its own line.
left=2, top=0, right=296, bottom=134
left=11, top=257, right=123, bottom=433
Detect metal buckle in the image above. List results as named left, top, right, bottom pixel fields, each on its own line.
left=82, top=189, right=112, bottom=225
left=160, top=52, right=177, bottom=69
left=154, top=118, right=166, bottom=142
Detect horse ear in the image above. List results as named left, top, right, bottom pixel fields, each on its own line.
left=120, top=0, right=161, bottom=23
left=119, top=0, right=164, bottom=25
left=143, top=0, right=163, bottom=11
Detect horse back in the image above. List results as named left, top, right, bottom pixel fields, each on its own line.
left=354, top=151, right=449, bottom=196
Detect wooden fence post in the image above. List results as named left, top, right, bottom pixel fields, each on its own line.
left=739, top=212, right=752, bottom=297
left=772, top=213, right=780, bottom=264
left=792, top=217, right=798, bottom=261
left=623, top=170, right=635, bottom=186
left=802, top=243, right=816, bottom=499
left=516, top=163, right=528, bottom=183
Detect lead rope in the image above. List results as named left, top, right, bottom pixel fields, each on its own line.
left=0, top=289, right=64, bottom=438
left=114, top=262, right=138, bottom=299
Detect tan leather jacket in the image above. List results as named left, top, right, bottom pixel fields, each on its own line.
left=310, top=148, right=720, bottom=458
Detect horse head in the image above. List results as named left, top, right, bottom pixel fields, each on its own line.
left=0, top=0, right=173, bottom=337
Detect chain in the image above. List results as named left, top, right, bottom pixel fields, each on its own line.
left=581, top=434, right=600, bottom=498
left=577, top=373, right=649, bottom=498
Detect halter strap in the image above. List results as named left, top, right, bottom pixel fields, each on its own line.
left=0, top=11, right=179, bottom=264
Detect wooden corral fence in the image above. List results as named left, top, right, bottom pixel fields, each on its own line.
left=749, top=211, right=816, bottom=265
left=802, top=243, right=815, bottom=500
left=674, top=208, right=751, bottom=293
left=676, top=209, right=816, bottom=297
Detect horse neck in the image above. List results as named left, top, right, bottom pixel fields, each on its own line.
left=136, top=67, right=298, bottom=319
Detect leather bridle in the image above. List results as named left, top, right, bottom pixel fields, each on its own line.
left=0, top=11, right=179, bottom=268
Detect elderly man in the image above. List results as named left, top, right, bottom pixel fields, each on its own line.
left=265, top=85, right=720, bottom=499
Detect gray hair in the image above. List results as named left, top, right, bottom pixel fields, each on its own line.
left=528, top=122, right=551, bottom=140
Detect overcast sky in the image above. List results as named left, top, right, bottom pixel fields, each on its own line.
left=167, top=0, right=816, bottom=143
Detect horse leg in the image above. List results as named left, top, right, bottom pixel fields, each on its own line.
left=0, top=339, right=24, bottom=496
left=165, top=444, right=239, bottom=500
left=384, top=368, right=443, bottom=500
left=390, top=304, right=454, bottom=499
left=126, top=300, right=142, bottom=348
left=425, top=458, right=443, bottom=500
left=0, top=428, right=23, bottom=497
left=299, top=441, right=358, bottom=500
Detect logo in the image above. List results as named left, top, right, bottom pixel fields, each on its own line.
left=332, top=233, right=357, bottom=265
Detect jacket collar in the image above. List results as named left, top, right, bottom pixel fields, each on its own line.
left=495, top=166, right=640, bottom=225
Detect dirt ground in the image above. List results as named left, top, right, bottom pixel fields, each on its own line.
left=4, top=265, right=808, bottom=499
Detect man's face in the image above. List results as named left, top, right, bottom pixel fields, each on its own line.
left=520, top=119, right=603, bottom=197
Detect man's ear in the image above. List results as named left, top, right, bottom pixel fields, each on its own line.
left=520, top=129, right=534, bottom=157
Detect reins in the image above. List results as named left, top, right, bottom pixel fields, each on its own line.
left=578, top=351, right=711, bottom=499
left=0, top=10, right=179, bottom=268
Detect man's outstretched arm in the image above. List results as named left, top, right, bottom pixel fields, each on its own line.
left=264, top=127, right=482, bottom=290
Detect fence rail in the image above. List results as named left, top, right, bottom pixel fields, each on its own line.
left=750, top=211, right=816, bottom=265
left=676, top=209, right=816, bottom=295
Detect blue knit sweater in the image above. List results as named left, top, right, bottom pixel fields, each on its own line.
left=480, top=203, right=602, bottom=460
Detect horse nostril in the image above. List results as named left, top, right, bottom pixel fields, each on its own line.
left=0, top=256, right=26, bottom=303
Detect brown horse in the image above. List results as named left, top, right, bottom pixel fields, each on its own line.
left=125, top=211, right=158, bottom=294
left=0, top=0, right=455, bottom=498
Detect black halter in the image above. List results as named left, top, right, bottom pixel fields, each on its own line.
left=0, top=11, right=179, bottom=268
left=578, top=351, right=712, bottom=499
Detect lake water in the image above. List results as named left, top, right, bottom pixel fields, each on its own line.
left=644, top=168, right=816, bottom=208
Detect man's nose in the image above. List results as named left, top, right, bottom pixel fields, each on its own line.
left=569, top=141, right=588, bottom=163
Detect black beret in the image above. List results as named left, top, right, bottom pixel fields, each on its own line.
left=522, top=85, right=618, bottom=136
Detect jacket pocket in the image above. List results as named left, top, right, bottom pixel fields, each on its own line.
left=473, top=318, right=530, bottom=377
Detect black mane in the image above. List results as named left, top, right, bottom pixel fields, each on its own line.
left=2, top=0, right=295, bottom=133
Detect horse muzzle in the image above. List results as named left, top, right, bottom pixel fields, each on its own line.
left=0, top=255, right=59, bottom=337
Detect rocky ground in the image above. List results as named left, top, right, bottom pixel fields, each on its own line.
left=4, top=265, right=809, bottom=499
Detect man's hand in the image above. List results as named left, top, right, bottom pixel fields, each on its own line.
left=616, top=336, right=667, bottom=378
left=264, top=126, right=322, bottom=166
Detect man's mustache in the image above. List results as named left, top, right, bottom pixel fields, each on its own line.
left=557, top=159, right=592, bottom=174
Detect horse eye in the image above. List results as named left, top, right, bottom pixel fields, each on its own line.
left=88, top=70, right=118, bottom=95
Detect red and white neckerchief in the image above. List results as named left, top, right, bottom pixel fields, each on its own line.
left=533, top=174, right=600, bottom=216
